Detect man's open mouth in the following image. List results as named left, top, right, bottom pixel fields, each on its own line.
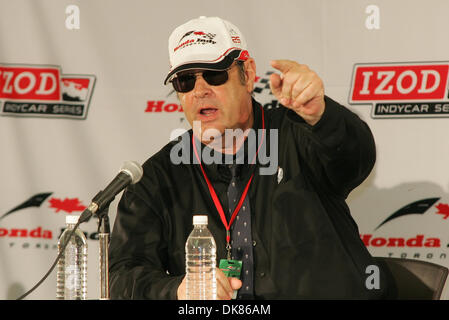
left=199, top=107, right=218, bottom=115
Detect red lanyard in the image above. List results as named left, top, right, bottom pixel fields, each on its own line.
left=192, top=105, right=265, bottom=259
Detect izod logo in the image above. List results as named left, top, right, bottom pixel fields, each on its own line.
left=348, top=61, right=449, bottom=118
left=0, top=63, right=96, bottom=119
left=0, top=66, right=60, bottom=100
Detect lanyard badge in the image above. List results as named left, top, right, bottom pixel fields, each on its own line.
left=219, top=258, right=242, bottom=278
left=219, top=258, right=243, bottom=299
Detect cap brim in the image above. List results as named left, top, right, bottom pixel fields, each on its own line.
left=163, top=49, right=243, bottom=85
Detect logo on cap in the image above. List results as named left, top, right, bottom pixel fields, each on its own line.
left=228, top=28, right=241, bottom=44
left=174, top=30, right=217, bottom=52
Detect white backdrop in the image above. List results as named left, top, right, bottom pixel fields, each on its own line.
left=1, top=0, right=449, bottom=299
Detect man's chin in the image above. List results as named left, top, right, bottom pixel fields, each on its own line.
left=192, top=121, right=224, bottom=140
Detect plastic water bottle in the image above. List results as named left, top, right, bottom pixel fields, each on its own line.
left=185, top=215, right=217, bottom=300
left=56, top=215, right=88, bottom=300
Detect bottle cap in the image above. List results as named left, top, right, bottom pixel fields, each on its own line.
left=193, top=215, right=208, bottom=225
left=66, top=215, right=80, bottom=225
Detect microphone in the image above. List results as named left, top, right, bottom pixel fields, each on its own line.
left=79, top=161, right=143, bottom=223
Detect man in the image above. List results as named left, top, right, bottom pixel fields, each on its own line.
left=109, top=16, right=394, bottom=299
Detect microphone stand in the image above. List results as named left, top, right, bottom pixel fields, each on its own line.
left=15, top=160, right=143, bottom=300
left=97, top=206, right=111, bottom=300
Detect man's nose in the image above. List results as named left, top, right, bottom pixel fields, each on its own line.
left=192, top=75, right=212, bottom=98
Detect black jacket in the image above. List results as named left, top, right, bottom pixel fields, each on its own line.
left=108, top=96, right=395, bottom=299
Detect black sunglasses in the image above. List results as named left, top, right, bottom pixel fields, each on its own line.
left=171, top=65, right=235, bottom=93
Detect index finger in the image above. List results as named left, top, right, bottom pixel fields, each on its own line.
left=270, top=59, right=296, bottom=73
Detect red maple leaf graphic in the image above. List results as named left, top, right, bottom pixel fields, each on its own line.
left=49, top=197, right=87, bottom=213
left=435, top=203, right=449, bottom=219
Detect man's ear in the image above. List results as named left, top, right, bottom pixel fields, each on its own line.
left=244, top=58, right=257, bottom=93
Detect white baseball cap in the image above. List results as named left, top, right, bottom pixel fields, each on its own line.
left=164, top=16, right=250, bottom=85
